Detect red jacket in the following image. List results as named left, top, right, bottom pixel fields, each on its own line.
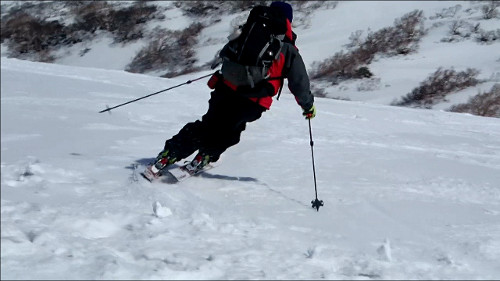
left=216, top=19, right=314, bottom=111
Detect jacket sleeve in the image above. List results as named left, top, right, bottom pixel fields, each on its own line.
left=282, top=43, right=314, bottom=110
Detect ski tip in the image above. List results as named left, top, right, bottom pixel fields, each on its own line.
left=141, top=173, right=151, bottom=182
left=141, top=172, right=154, bottom=182
left=141, top=164, right=163, bottom=182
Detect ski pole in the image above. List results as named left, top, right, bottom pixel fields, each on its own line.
left=99, top=72, right=215, bottom=113
left=308, top=119, right=323, bottom=211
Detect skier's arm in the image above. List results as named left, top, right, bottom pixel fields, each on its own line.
left=282, top=44, right=314, bottom=110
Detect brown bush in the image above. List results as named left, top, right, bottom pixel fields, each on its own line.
left=126, top=23, right=205, bottom=76
left=2, top=12, right=64, bottom=61
left=310, top=10, right=424, bottom=83
left=475, top=28, right=500, bottom=44
left=176, top=1, right=225, bottom=17
left=429, top=4, right=462, bottom=20
left=175, top=1, right=268, bottom=17
left=441, top=20, right=482, bottom=43
left=439, top=7, right=499, bottom=44
left=70, top=1, right=160, bottom=43
left=481, top=1, right=499, bottom=20
left=69, top=1, right=113, bottom=33
left=1, top=2, right=113, bottom=60
left=174, top=0, right=333, bottom=22
left=449, top=84, right=500, bottom=117
left=2, top=1, right=163, bottom=62
left=108, top=3, right=160, bottom=43
left=392, top=68, right=480, bottom=108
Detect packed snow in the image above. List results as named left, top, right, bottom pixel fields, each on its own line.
left=2, top=1, right=500, bottom=280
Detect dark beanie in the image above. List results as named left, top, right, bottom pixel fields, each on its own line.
left=270, top=1, right=293, bottom=23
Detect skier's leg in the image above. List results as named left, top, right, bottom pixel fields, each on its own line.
left=198, top=92, right=265, bottom=162
left=162, top=120, right=203, bottom=162
left=159, top=90, right=224, bottom=163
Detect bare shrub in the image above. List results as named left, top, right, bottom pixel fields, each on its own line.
left=429, top=4, right=462, bottom=20
left=481, top=1, right=499, bottom=20
left=441, top=19, right=500, bottom=44
left=288, top=1, right=338, bottom=27
left=176, top=1, right=223, bottom=17
left=2, top=12, right=64, bottom=62
left=388, top=10, right=426, bottom=55
left=2, top=1, right=163, bottom=62
left=107, top=2, right=160, bottom=43
left=449, top=84, right=500, bottom=117
left=310, top=10, right=424, bottom=83
left=176, top=1, right=266, bottom=17
left=126, top=23, right=204, bottom=76
left=310, top=51, right=359, bottom=83
left=70, top=1, right=160, bottom=43
left=175, top=0, right=335, bottom=26
left=69, top=1, right=114, bottom=33
left=344, top=30, right=364, bottom=49
left=392, top=68, right=480, bottom=108
left=475, top=28, right=500, bottom=44
left=450, top=20, right=472, bottom=37
left=1, top=1, right=110, bottom=61
left=1, top=1, right=71, bottom=23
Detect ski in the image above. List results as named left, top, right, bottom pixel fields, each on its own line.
left=168, top=162, right=215, bottom=182
left=140, top=162, right=215, bottom=183
left=140, top=164, right=162, bottom=182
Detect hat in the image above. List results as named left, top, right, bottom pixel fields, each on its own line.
left=270, top=1, right=293, bottom=23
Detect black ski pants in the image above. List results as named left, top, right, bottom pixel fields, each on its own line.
left=164, top=88, right=265, bottom=162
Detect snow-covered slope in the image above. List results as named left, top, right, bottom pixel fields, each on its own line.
left=2, top=1, right=498, bottom=109
left=2, top=57, right=500, bottom=279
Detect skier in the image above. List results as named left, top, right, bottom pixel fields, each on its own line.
left=151, top=1, right=316, bottom=175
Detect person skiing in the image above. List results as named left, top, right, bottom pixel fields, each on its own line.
left=149, top=1, right=315, bottom=176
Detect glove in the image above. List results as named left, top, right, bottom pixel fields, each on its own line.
left=302, top=105, right=316, bottom=119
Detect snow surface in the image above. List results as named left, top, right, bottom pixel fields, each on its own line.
left=2, top=56, right=500, bottom=279
left=2, top=1, right=500, bottom=280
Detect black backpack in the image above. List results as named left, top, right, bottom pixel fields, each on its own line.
left=220, top=5, right=288, bottom=89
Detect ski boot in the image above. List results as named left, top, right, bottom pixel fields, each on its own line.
left=142, top=149, right=177, bottom=181
left=154, top=149, right=177, bottom=170
left=184, top=153, right=211, bottom=174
